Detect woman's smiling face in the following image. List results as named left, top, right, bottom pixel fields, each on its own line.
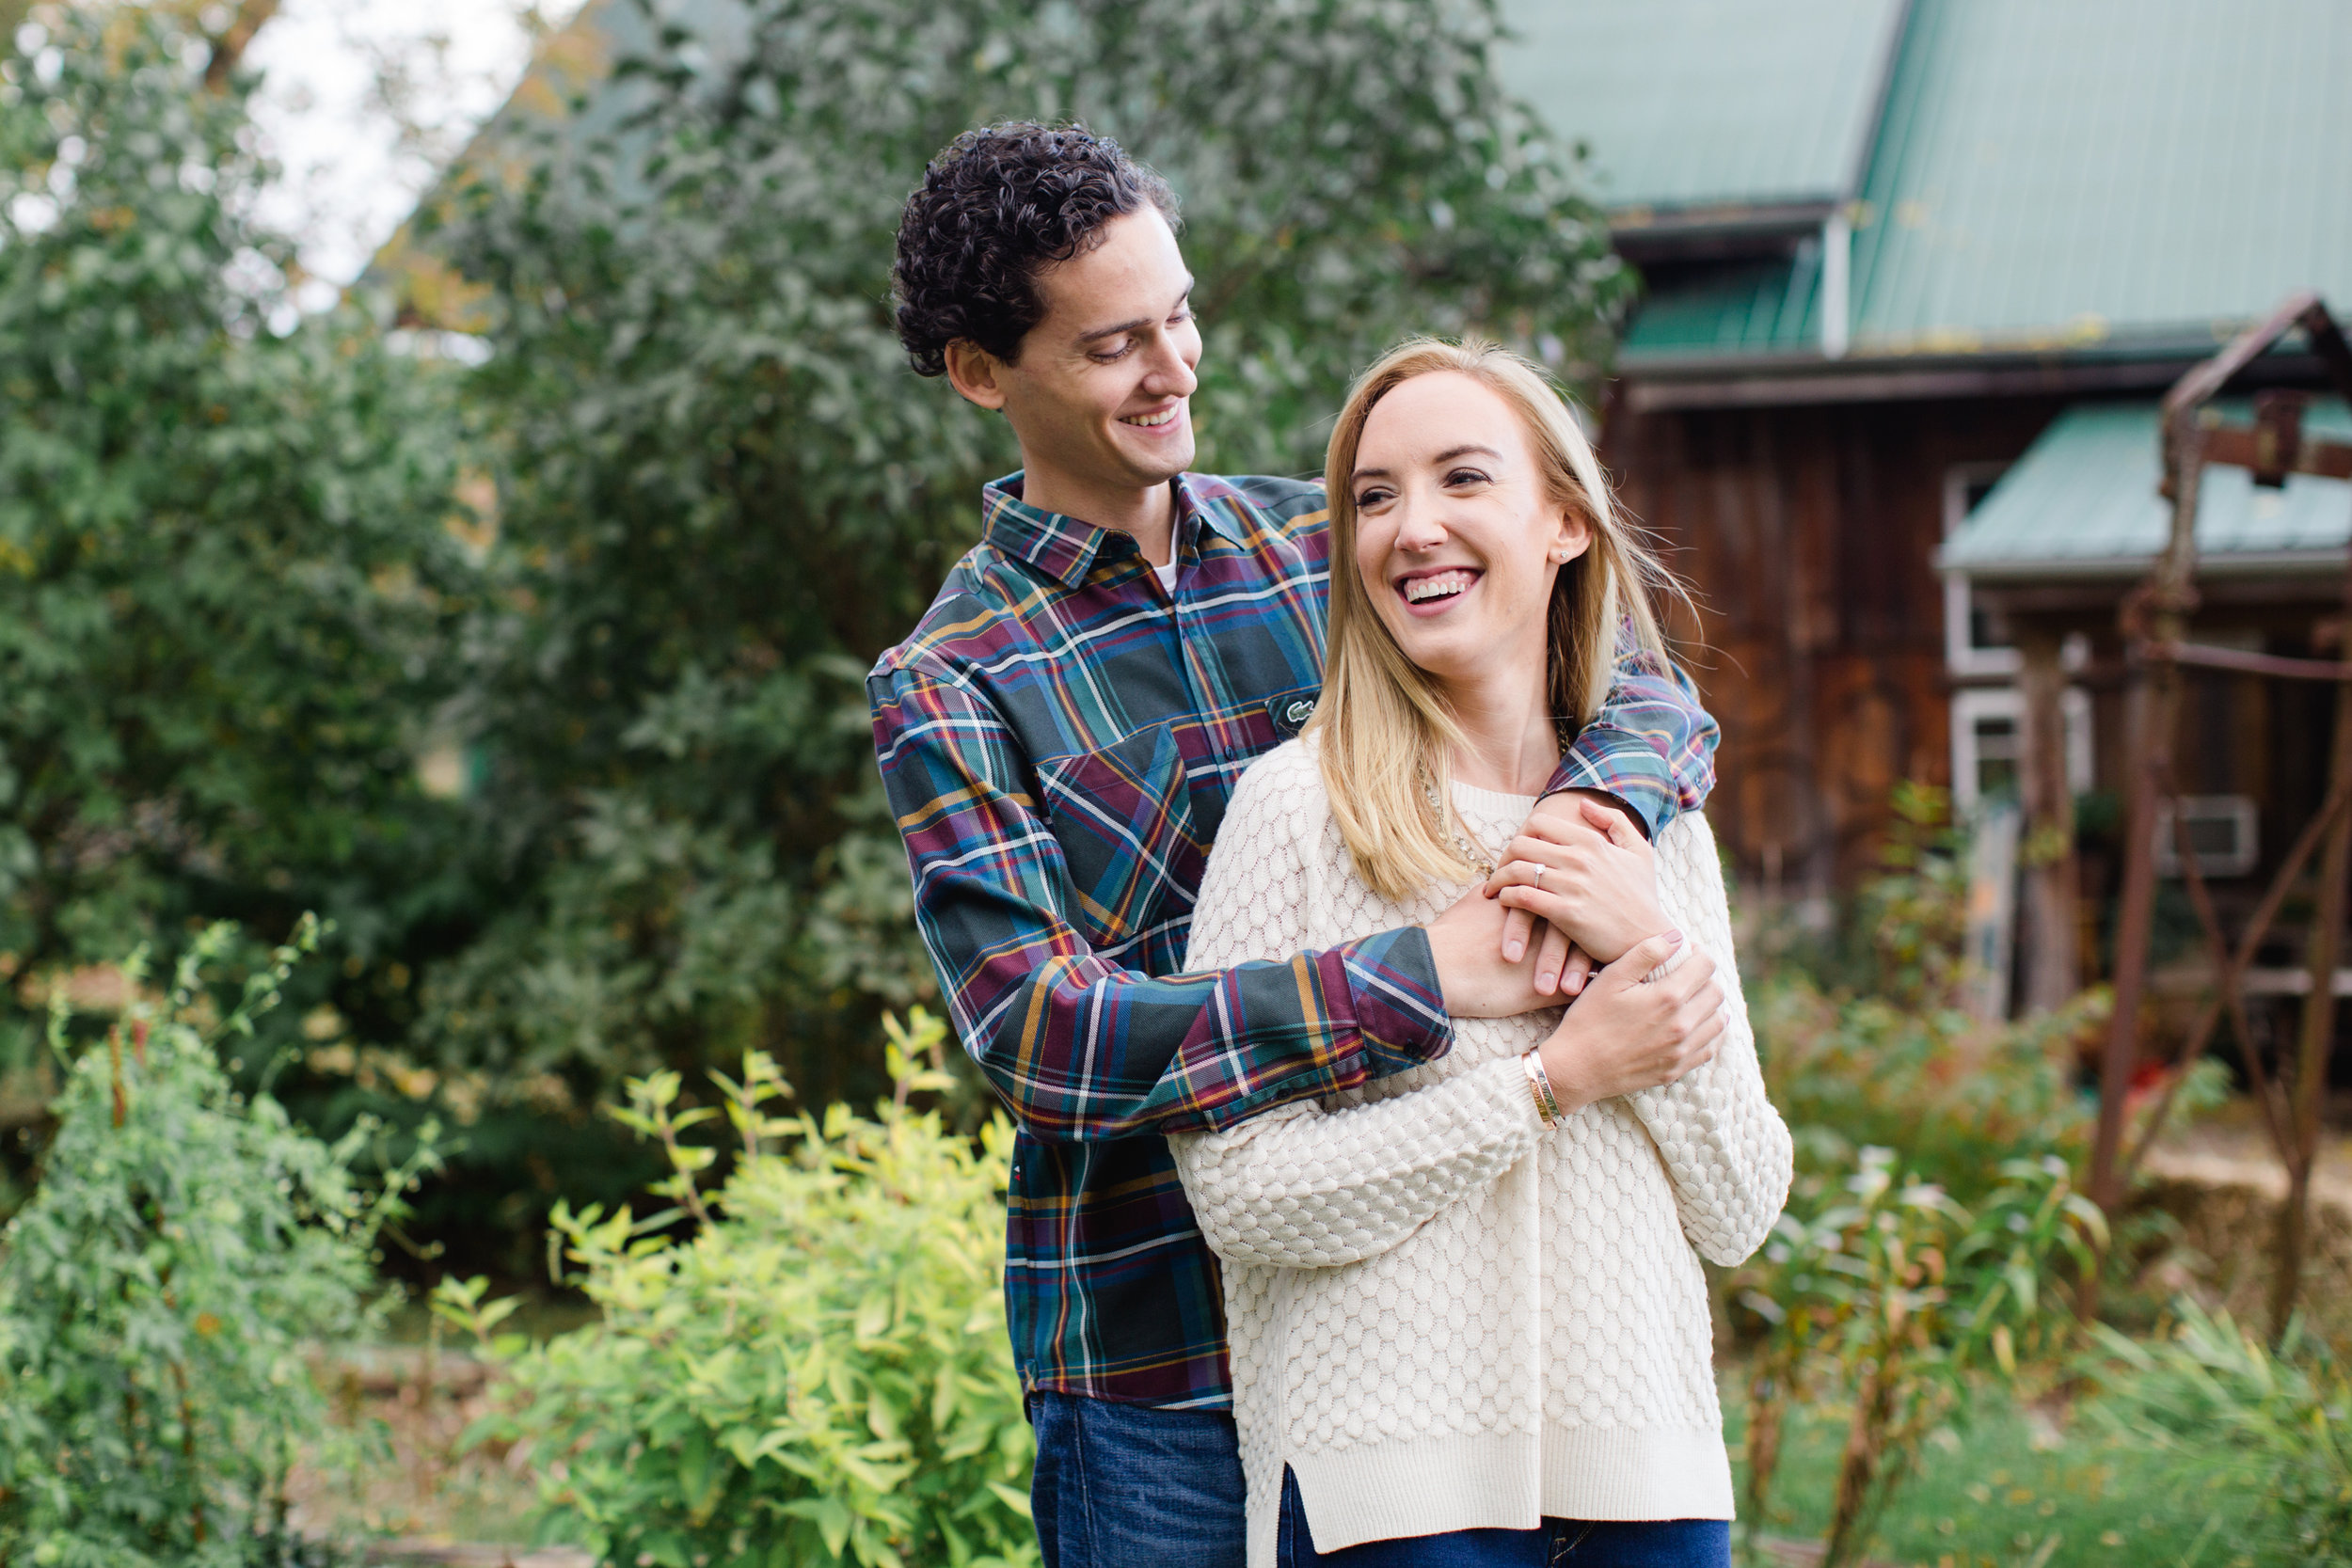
left=1349, top=371, right=1590, bottom=693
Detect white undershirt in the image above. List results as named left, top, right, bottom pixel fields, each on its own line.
left=1155, top=560, right=1179, bottom=594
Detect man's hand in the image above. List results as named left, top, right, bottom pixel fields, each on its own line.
left=1485, top=795, right=1666, bottom=974
left=1425, top=877, right=1557, bottom=1019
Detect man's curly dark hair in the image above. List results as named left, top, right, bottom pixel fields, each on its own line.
left=893, top=122, right=1180, bottom=378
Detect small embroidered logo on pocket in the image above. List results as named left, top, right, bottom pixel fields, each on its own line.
left=1268, top=692, right=1318, bottom=737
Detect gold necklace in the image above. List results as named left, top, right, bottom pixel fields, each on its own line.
left=1422, top=771, right=1498, bottom=876
left=1422, top=721, right=1579, bottom=878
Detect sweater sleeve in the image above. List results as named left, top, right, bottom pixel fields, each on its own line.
left=1170, top=746, right=1547, bottom=1270
left=1173, top=1061, right=1546, bottom=1269
left=1623, top=814, right=1793, bottom=1266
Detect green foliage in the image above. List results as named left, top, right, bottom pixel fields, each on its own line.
left=1732, top=1148, right=2106, bottom=1567
left=452, top=1010, right=1035, bottom=1568
left=1851, top=783, right=1976, bottom=1009
left=0, top=917, right=437, bottom=1567
left=413, top=0, right=1631, bottom=1113
left=1751, top=787, right=2101, bottom=1206
left=2094, top=1300, right=2352, bottom=1565
left=1733, top=791, right=2121, bottom=1565
left=1754, top=976, right=2103, bottom=1210
left=0, top=7, right=474, bottom=1067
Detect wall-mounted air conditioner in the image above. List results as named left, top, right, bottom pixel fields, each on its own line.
left=2154, top=796, right=2259, bottom=879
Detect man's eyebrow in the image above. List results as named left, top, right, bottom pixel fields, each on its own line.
left=1075, top=277, right=1196, bottom=344
left=1351, top=444, right=1504, bottom=483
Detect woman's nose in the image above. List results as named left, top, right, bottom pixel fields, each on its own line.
left=1393, top=500, right=1448, bottom=553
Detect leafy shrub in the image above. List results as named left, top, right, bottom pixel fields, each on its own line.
left=1733, top=790, right=2118, bottom=1564
left=1731, top=1149, right=2106, bottom=1567
left=0, top=919, right=436, bottom=1568
left=2094, top=1300, right=2352, bottom=1565
left=1750, top=784, right=2103, bottom=1205
left=451, top=1011, right=1034, bottom=1568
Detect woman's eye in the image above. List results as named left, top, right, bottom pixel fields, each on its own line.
left=1445, top=467, right=1491, bottom=487
left=1355, top=486, right=1393, bottom=509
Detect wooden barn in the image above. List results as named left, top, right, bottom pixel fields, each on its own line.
left=1503, top=0, right=2352, bottom=999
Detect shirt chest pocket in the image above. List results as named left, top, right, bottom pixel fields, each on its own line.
left=1034, top=723, right=1208, bottom=955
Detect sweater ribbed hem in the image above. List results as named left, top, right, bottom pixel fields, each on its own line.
left=1540, top=1423, right=1735, bottom=1522
left=1282, top=1424, right=1732, bottom=1557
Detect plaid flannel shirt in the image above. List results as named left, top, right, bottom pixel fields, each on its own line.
left=868, top=471, right=1717, bottom=1408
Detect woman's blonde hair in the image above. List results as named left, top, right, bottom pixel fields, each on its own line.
left=1310, top=337, right=1687, bottom=901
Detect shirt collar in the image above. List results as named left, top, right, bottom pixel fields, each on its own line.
left=980, top=472, right=1244, bottom=587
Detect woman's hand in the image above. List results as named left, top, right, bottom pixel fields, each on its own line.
left=1486, top=797, right=1666, bottom=968
left=1534, top=931, right=1724, bottom=1114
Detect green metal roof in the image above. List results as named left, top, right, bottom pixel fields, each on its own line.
left=1618, top=0, right=2352, bottom=365
left=1851, top=0, right=2352, bottom=356
left=1937, top=401, right=2352, bottom=578
left=1623, top=257, right=1817, bottom=358
left=1496, top=0, right=1906, bottom=214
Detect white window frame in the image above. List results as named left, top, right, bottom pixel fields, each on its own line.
left=1950, top=686, right=2093, bottom=815
left=1944, top=462, right=2023, bottom=678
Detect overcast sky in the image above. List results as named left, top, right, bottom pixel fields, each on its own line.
left=244, top=0, right=589, bottom=307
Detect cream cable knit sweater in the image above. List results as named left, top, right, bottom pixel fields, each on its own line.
left=1169, top=739, right=1791, bottom=1566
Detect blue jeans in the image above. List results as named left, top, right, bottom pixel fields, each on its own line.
left=1028, top=1391, right=1247, bottom=1568
left=1277, top=1467, right=1730, bottom=1568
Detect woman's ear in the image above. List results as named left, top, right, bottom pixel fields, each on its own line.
left=944, top=339, right=1010, bottom=412
left=1548, top=508, right=1594, bottom=566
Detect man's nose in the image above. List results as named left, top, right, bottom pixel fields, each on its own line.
left=1141, top=329, right=1198, bottom=399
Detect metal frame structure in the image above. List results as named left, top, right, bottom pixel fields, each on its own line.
left=2082, top=293, right=2352, bottom=1331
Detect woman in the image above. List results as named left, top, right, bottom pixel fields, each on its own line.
left=1169, top=339, right=1791, bottom=1568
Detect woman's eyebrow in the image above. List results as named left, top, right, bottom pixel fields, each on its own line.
left=1353, top=443, right=1503, bottom=483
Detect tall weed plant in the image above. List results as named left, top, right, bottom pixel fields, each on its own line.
left=449, top=1012, right=1034, bottom=1568
left=1733, top=786, right=2113, bottom=1564
left=0, top=919, right=436, bottom=1568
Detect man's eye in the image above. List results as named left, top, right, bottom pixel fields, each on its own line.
left=1092, top=341, right=1135, bottom=362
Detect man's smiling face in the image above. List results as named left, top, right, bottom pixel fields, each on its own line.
left=946, top=207, right=1201, bottom=515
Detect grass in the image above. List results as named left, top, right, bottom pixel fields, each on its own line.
left=1727, top=1378, right=2285, bottom=1568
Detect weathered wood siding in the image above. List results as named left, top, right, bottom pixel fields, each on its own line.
left=1603, top=395, right=2067, bottom=891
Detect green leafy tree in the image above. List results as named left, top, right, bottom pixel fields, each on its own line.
left=0, top=917, right=437, bottom=1567
left=449, top=1011, right=1035, bottom=1568
left=0, top=5, right=475, bottom=1062
left=413, top=0, right=1631, bottom=1110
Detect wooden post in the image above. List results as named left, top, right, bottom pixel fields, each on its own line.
left=2270, top=600, right=2352, bottom=1338
left=2016, top=631, right=2080, bottom=1014
left=2088, top=416, right=2204, bottom=1232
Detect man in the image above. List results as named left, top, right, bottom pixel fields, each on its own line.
left=869, top=122, right=1717, bottom=1566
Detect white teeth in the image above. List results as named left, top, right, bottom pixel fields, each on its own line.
left=1404, top=570, right=1475, bottom=603
left=1120, top=407, right=1178, bottom=427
